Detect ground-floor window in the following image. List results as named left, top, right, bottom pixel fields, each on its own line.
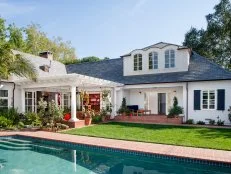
left=202, top=90, right=215, bottom=109
left=0, top=90, right=8, bottom=110
left=25, top=91, right=36, bottom=112
left=62, top=93, right=70, bottom=109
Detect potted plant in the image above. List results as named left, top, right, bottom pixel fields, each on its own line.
left=168, top=97, right=183, bottom=118
left=117, top=98, right=129, bottom=116
left=84, top=109, right=94, bottom=125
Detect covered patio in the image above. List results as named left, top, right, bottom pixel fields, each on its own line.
left=14, top=73, right=123, bottom=127
left=115, top=82, right=187, bottom=124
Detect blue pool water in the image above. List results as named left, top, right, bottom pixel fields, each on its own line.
left=0, top=136, right=230, bottom=174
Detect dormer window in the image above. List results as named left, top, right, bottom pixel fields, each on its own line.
left=134, top=54, right=142, bottom=71
left=165, top=50, right=175, bottom=68
left=149, top=52, right=158, bottom=69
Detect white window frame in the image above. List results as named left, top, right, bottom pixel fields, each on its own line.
left=134, top=54, right=142, bottom=71
left=0, top=90, right=9, bottom=109
left=149, top=52, right=158, bottom=69
left=25, top=91, right=36, bottom=113
left=62, top=93, right=70, bottom=109
left=201, top=90, right=216, bottom=110
left=165, top=49, right=175, bottom=68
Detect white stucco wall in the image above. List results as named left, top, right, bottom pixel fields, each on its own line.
left=123, top=45, right=190, bottom=76
left=188, top=80, right=231, bottom=125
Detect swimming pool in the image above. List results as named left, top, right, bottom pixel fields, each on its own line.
left=0, top=136, right=230, bottom=174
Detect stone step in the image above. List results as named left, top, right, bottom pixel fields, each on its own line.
left=0, top=143, right=32, bottom=151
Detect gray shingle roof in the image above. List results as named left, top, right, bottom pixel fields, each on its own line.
left=66, top=52, right=231, bottom=85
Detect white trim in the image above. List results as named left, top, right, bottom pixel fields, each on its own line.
left=201, top=90, right=216, bottom=110
left=0, top=89, right=9, bottom=109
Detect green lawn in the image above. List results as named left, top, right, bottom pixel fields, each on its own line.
left=63, top=122, right=231, bottom=151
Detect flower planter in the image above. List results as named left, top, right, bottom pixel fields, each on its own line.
left=85, top=117, right=92, bottom=125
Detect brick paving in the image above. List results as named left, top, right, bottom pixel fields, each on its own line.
left=0, top=131, right=230, bottom=164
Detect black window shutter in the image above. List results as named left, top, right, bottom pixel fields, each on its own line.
left=194, top=90, right=201, bottom=110
left=217, top=89, right=225, bottom=110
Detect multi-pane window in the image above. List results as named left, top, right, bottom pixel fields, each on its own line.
left=25, top=92, right=35, bottom=112
left=165, top=50, right=175, bottom=68
left=0, top=90, right=8, bottom=110
left=149, top=52, right=158, bottom=69
left=134, top=54, right=142, bottom=71
left=202, top=90, right=215, bottom=109
left=63, top=93, right=69, bottom=108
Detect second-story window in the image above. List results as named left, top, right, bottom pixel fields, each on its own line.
left=134, top=54, right=142, bottom=71
left=165, top=50, right=175, bottom=68
left=149, top=52, right=158, bottom=69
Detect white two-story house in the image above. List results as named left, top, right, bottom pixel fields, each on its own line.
left=1, top=42, right=231, bottom=125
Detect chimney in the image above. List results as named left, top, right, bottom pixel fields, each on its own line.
left=39, top=51, right=53, bottom=60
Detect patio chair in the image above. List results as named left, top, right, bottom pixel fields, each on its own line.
left=127, top=105, right=139, bottom=116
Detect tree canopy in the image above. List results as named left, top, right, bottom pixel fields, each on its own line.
left=183, top=0, right=231, bottom=69
left=0, top=18, right=77, bottom=62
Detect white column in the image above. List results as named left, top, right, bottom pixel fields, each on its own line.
left=21, top=88, right=25, bottom=113
left=69, top=86, right=78, bottom=122
left=182, top=83, right=187, bottom=122
left=111, top=87, right=117, bottom=119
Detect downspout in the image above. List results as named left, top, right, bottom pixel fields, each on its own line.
left=12, top=82, right=16, bottom=108
left=186, top=82, right=188, bottom=121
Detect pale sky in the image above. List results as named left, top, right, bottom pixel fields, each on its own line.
left=0, top=0, right=220, bottom=58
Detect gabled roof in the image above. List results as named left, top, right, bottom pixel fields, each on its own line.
left=121, top=42, right=189, bottom=57
left=66, top=52, right=231, bottom=85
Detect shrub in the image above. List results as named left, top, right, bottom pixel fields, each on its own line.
left=168, top=97, right=183, bottom=117
left=228, top=106, right=231, bottom=123
left=117, top=98, right=130, bottom=114
left=92, top=114, right=102, bottom=124
left=0, top=116, right=12, bottom=128
left=18, top=121, right=25, bottom=128
left=217, top=119, right=225, bottom=126
left=24, top=112, right=41, bottom=126
left=197, top=121, right=205, bottom=125
left=0, top=108, right=20, bottom=125
left=209, top=119, right=215, bottom=125
left=185, top=119, right=194, bottom=124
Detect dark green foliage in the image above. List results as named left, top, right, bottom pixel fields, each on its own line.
left=0, top=108, right=20, bottom=125
left=92, top=114, right=102, bottom=124
left=197, top=121, right=205, bottom=125
left=185, top=119, right=194, bottom=124
left=183, top=0, right=231, bottom=69
left=209, top=119, right=216, bottom=125
left=168, top=97, right=183, bottom=117
left=228, top=106, right=231, bottom=123
left=217, top=119, right=225, bottom=126
left=117, top=97, right=130, bottom=114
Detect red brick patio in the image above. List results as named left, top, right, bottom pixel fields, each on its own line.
left=113, top=115, right=183, bottom=124
left=0, top=131, right=230, bottom=164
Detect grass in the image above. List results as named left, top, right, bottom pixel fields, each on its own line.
left=63, top=122, right=231, bottom=151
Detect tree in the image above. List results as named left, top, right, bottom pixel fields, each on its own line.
left=80, top=56, right=101, bottom=63
left=0, top=42, right=37, bottom=81
left=183, top=0, right=231, bottom=69
left=0, top=18, right=6, bottom=44
left=7, top=24, right=25, bottom=51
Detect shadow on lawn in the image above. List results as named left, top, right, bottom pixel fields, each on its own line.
left=106, top=122, right=231, bottom=139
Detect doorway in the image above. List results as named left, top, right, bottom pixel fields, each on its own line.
left=158, top=93, right=166, bottom=115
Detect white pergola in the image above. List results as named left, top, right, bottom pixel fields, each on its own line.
left=14, top=73, right=123, bottom=122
